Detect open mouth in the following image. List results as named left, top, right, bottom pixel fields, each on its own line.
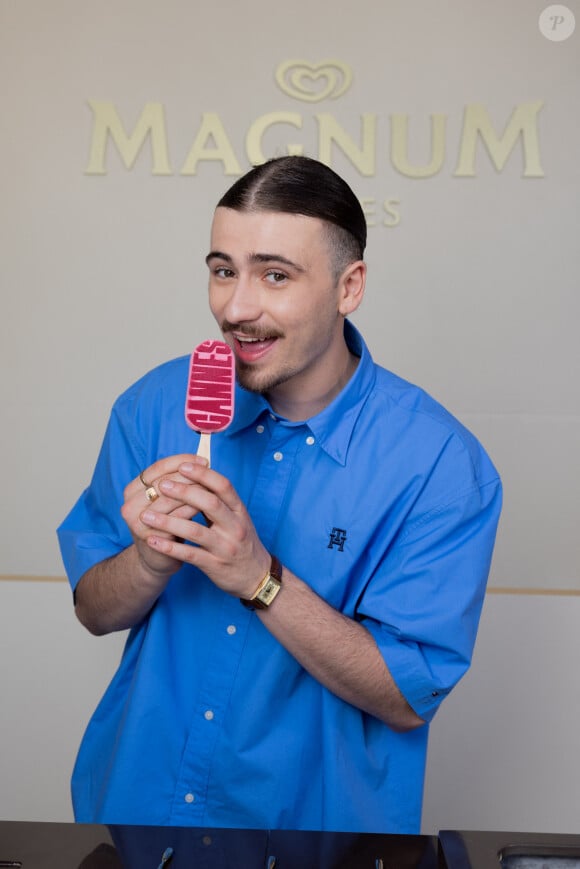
left=232, top=334, right=279, bottom=363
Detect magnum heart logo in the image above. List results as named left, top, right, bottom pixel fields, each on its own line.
left=275, top=59, right=353, bottom=102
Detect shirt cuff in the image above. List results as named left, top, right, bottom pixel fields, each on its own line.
left=363, top=618, right=453, bottom=723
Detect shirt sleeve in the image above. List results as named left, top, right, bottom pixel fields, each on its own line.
left=358, top=436, right=502, bottom=723
left=57, top=390, right=146, bottom=593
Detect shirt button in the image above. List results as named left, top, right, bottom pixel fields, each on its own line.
left=226, top=624, right=237, bottom=635
left=204, top=709, right=215, bottom=721
left=273, top=451, right=283, bottom=462
left=256, top=425, right=265, bottom=434
left=184, top=793, right=195, bottom=803
left=306, top=436, right=315, bottom=445
left=203, top=836, right=212, bottom=846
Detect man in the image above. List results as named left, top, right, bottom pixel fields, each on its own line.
left=58, top=156, right=502, bottom=833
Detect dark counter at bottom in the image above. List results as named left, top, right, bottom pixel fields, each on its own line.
left=0, top=822, right=436, bottom=869
left=1, top=821, right=580, bottom=868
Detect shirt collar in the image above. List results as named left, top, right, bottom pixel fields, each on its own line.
left=225, top=321, right=376, bottom=466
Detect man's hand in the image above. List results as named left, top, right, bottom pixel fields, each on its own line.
left=121, top=454, right=208, bottom=580
left=139, top=460, right=271, bottom=600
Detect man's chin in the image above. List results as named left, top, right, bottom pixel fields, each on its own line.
left=235, top=371, right=271, bottom=395
left=235, top=362, right=293, bottom=396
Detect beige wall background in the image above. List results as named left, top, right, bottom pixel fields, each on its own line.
left=1, top=0, right=579, bottom=831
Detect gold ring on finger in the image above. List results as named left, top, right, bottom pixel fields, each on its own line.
left=140, top=470, right=159, bottom=502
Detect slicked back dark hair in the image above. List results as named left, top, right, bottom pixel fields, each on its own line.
left=217, top=156, right=367, bottom=279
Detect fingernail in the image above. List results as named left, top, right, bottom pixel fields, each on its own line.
left=159, top=479, right=174, bottom=491
left=142, top=510, right=155, bottom=522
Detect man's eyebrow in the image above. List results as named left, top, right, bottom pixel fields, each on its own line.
left=205, top=250, right=232, bottom=265
left=205, top=250, right=305, bottom=272
left=249, top=253, right=305, bottom=272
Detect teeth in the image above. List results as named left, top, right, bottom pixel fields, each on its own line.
left=238, top=336, right=268, bottom=343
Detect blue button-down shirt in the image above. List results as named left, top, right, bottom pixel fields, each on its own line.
left=58, top=322, right=501, bottom=833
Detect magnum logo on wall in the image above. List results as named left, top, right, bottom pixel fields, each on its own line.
left=85, top=58, right=544, bottom=225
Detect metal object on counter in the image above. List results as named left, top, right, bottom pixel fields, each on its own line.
left=439, top=831, right=580, bottom=869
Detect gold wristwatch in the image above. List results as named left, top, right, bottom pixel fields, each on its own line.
left=241, top=555, right=283, bottom=610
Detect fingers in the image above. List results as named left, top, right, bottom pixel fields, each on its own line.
left=140, top=500, right=269, bottom=599
left=121, top=456, right=207, bottom=550
left=155, top=476, right=238, bottom=530
left=124, top=454, right=207, bottom=501
left=124, top=457, right=208, bottom=524
left=140, top=471, right=245, bottom=559
left=141, top=509, right=208, bottom=550
left=135, top=459, right=270, bottom=598
left=175, top=461, right=242, bottom=512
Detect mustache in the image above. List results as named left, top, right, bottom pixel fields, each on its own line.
left=221, top=320, right=284, bottom=340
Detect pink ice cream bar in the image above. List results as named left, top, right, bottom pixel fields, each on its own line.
left=185, top=340, right=235, bottom=466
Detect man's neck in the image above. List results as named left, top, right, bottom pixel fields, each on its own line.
left=267, top=349, right=359, bottom=422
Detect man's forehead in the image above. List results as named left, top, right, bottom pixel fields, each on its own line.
left=210, top=206, right=325, bottom=265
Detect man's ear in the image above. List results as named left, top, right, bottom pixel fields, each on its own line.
left=338, top=260, right=366, bottom=316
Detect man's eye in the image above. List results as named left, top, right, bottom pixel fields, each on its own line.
left=265, top=271, right=287, bottom=284
left=215, top=267, right=234, bottom=278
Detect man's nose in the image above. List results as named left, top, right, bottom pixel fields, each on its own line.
left=223, top=276, right=262, bottom=323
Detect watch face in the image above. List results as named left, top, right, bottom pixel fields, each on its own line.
left=257, top=576, right=281, bottom=607
left=241, top=556, right=283, bottom=610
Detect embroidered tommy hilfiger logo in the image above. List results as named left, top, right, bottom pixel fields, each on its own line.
left=328, top=528, right=347, bottom=551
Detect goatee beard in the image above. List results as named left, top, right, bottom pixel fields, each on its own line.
left=235, top=360, right=294, bottom=395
